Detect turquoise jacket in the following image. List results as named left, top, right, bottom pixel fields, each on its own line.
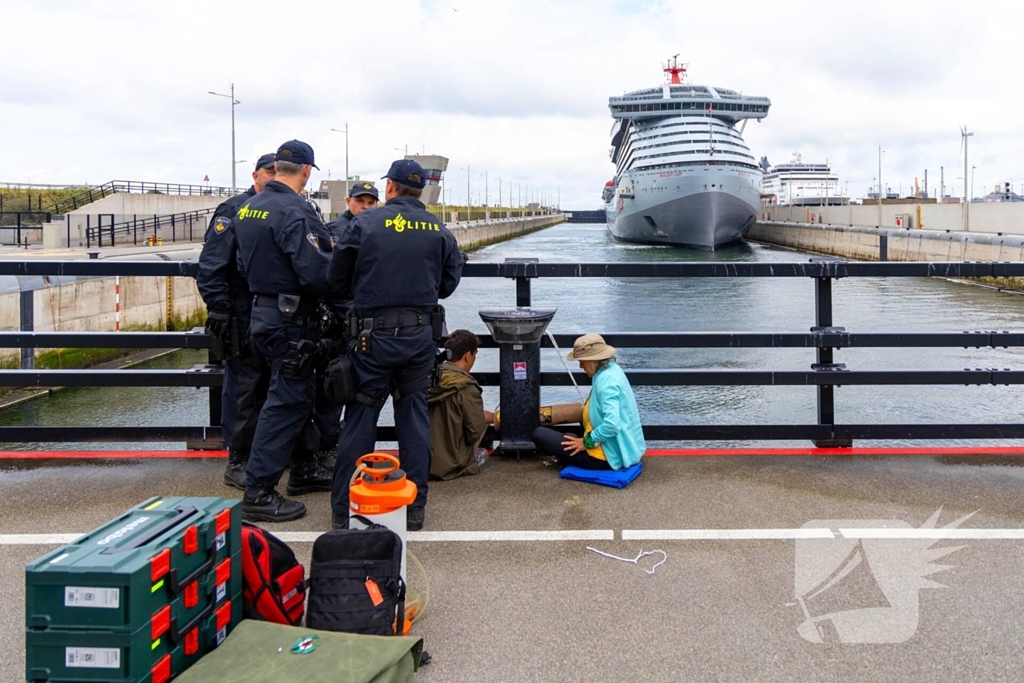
left=587, top=361, right=646, bottom=470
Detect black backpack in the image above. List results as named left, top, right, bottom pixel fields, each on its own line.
left=306, top=516, right=406, bottom=636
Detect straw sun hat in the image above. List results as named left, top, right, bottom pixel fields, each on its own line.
left=566, top=333, right=616, bottom=361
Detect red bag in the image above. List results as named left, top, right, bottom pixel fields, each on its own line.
left=241, top=522, right=306, bottom=625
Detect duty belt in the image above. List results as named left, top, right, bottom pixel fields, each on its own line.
left=358, top=311, right=430, bottom=333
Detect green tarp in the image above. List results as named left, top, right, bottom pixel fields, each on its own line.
left=175, top=620, right=424, bottom=683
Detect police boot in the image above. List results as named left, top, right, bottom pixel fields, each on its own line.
left=331, top=511, right=348, bottom=531
left=407, top=506, right=425, bottom=532
left=223, top=450, right=249, bottom=491
left=315, top=448, right=337, bottom=472
left=242, top=486, right=306, bottom=523
left=286, top=460, right=333, bottom=496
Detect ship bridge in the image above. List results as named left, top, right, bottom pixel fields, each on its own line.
left=609, top=84, right=771, bottom=124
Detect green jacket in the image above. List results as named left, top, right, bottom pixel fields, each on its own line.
left=427, top=362, right=488, bottom=480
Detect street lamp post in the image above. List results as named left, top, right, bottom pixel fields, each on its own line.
left=330, top=124, right=349, bottom=182
left=461, top=166, right=471, bottom=221
left=208, top=83, right=240, bottom=193
left=877, top=146, right=884, bottom=227
left=479, top=171, right=488, bottom=209
left=962, top=126, right=974, bottom=231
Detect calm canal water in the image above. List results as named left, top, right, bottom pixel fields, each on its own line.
left=5, top=221, right=1024, bottom=450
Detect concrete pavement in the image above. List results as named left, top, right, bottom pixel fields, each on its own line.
left=4, top=453, right=1024, bottom=681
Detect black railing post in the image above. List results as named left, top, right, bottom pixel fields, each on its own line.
left=516, top=276, right=531, bottom=307
left=16, top=213, right=21, bottom=246
left=20, top=288, right=34, bottom=370
left=812, top=274, right=852, bottom=448
left=87, top=215, right=93, bottom=248
left=879, top=234, right=888, bottom=261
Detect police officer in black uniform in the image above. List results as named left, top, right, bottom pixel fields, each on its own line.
left=197, top=153, right=276, bottom=489
left=312, top=181, right=381, bottom=468
left=233, top=140, right=334, bottom=522
left=328, top=159, right=463, bottom=531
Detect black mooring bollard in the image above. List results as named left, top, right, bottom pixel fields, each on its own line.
left=479, top=308, right=557, bottom=457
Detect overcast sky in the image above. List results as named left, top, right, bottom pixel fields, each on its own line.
left=3, top=0, right=1022, bottom=208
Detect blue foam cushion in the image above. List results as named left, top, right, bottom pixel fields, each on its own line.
left=559, top=461, right=643, bottom=489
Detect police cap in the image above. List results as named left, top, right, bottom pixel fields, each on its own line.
left=348, top=182, right=379, bottom=199
left=382, top=159, right=427, bottom=189
left=276, top=140, right=320, bottom=169
left=254, top=153, right=277, bottom=171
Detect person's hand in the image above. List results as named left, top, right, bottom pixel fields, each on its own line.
left=483, top=410, right=495, bottom=424
left=562, top=435, right=586, bottom=456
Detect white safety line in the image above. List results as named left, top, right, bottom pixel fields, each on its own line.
left=408, top=530, right=615, bottom=542
left=5, top=528, right=1024, bottom=545
left=622, top=529, right=836, bottom=540
left=0, top=534, right=84, bottom=544
left=840, top=528, right=1024, bottom=540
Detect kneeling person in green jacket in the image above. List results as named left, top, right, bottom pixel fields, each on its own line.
left=428, top=330, right=494, bottom=480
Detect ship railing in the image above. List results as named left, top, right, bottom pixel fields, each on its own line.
left=1, top=258, right=1024, bottom=448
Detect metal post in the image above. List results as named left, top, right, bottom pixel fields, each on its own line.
left=20, top=288, right=34, bottom=369
left=16, top=213, right=21, bottom=247
left=87, top=215, right=92, bottom=248
left=516, top=277, right=531, bottom=307
left=812, top=275, right=851, bottom=448
left=879, top=234, right=888, bottom=261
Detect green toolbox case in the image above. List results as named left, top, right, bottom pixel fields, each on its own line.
left=26, top=592, right=242, bottom=683
left=26, top=497, right=241, bottom=633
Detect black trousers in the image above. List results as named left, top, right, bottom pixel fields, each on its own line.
left=225, top=349, right=269, bottom=459
left=532, top=427, right=612, bottom=470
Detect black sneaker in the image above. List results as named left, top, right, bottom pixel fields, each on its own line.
left=242, top=487, right=306, bottom=523
left=316, top=448, right=337, bottom=472
left=407, top=506, right=425, bottom=532
left=331, top=511, right=349, bottom=530
left=286, top=461, right=333, bottom=496
left=223, top=462, right=248, bottom=491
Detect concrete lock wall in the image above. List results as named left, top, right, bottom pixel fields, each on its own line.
left=0, top=273, right=205, bottom=366
left=749, top=221, right=1024, bottom=263
left=765, top=202, right=1024, bottom=235
left=449, top=214, right=563, bottom=250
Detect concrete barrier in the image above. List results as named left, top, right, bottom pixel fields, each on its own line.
left=450, top=214, right=563, bottom=250
left=749, top=221, right=1024, bottom=264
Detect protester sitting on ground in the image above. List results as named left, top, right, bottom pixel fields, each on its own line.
left=532, top=334, right=645, bottom=471
left=428, top=330, right=495, bottom=480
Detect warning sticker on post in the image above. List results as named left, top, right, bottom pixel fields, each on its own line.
left=513, top=362, right=527, bottom=380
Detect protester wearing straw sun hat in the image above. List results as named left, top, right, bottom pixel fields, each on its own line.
left=532, top=334, right=645, bottom=470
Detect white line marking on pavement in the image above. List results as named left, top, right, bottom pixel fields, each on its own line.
left=407, top=530, right=616, bottom=542
left=840, top=528, right=1024, bottom=539
left=622, top=529, right=836, bottom=540
left=5, top=528, right=1024, bottom=545
left=0, top=534, right=84, bottom=544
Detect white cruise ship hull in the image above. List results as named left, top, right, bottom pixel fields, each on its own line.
left=605, top=167, right=761, bottom=250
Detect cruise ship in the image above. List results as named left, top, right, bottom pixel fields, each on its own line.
left=604, top=58, right=770, bottom=250
left=760, top=153, right=849, bottom=206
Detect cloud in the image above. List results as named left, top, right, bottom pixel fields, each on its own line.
left=0, top=0, right=1022, bottom=206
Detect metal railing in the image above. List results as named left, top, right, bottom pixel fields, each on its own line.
left=84, top=209, right=216, bottom=247
left=49, top=181, right=237, bottom=215
left=0, top=212, right=52, bottom=246
left=2, top=258, right=1024, bottom=447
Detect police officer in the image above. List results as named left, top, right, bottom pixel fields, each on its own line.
left=328, top=160, right=463, bottom=531
left=312, top=181, right=381, bottom=469
left=234, top=140, right=334, bottom=522
left=197, top=153, right=276, bottom=489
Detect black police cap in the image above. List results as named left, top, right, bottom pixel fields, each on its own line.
left=382, top=159, right=427, bottom=189
left=348, top=182, right=379, bottom=199
left=276, top=140, right=319, bottom=170
left=254, top=153, right=276, bottom=171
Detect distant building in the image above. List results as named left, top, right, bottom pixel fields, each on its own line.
left=403, top=155, right=448, bottom=205
left=321, top=177, right=373, bottom=214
